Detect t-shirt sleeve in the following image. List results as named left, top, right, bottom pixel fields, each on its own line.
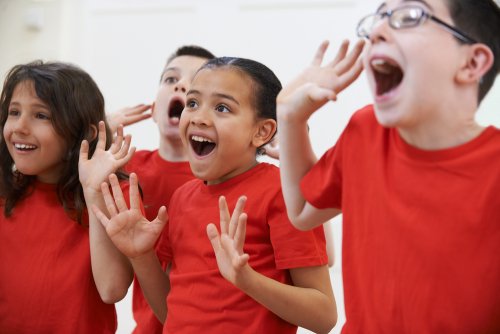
left=268, top=189, right=328, bottom=270
left=300, top=137, right=344, bottom=210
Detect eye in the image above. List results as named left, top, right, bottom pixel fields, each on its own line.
left=35, top=112, right=51, bottom=120
left=215, top=104, right=230, bottom=113
left=7, top=109, right=20, bottom=117
left=186, top=99, right=198, bottom=109
left=164, top=76, right=179, bottom=84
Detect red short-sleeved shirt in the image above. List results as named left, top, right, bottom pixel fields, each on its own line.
left=302, top=105, right=500, bottom=333
left=0, top=181, right=117, bottom=333
left=157, top=163, right=328, bottom=334
left=126, top=150, right=194, bottom=334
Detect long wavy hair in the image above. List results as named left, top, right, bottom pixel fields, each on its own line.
left=0, top=60, right=127, bottom=225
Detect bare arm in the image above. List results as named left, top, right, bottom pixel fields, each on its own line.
left=207, top=196, right=337, bottom=333
left=278, top=40, right=364, bottom=230
left=79, top=122, right=136, bottom=303
left=92, top=172, right=170, bottom=320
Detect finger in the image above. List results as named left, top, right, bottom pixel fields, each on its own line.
left=326, top=39, right=349, bottom=67
left=311, top=40, right=329, bottom=66
left=92, top=204, right=111, bottom=229
left=111, top=125, right=124, bottom=154
left=128, top=173, right=141, bottom=211
left=308, top=85, right=338, bottom=104
left=155, top=206, right=168, bottom=226
left=79, top=140, right=89, bottom=163
left=332, top=39, right=366, bottom=76
left=234, top=212, right=247, bottom=253
left=206, top=223, right=221, bottom=253
left=96, top=121, right=107, bottom=151
left=129, top=104, right=152, bottom=115
left=220, top=234, right=250, bottom=268
left=219, top=196, right=230, bottom=235
left=126, top=113, right=152, bottom=125
left=334, top=57, right=365, bottom=94
left=116, top=134, right=132, bottom=159
left=109, top=173, right=128, bottom=212
left=228, top=196, right=247, bottom=238
left=100, top=181, right=118, bottom=217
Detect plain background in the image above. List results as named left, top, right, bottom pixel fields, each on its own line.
left=1, top=0, right=499, bottom=333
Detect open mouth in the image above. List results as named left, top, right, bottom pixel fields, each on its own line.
left=371, top=59, right=403, bottom=97
left=168, top=98, right=185, bottom=120
left=190, top=135, right=216, bottom=157
left=14, top=143, right=37, bottom=151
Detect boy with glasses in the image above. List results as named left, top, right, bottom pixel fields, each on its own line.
left=277, top=0, right=500, bottom=332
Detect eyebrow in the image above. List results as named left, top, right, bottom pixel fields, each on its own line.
left=9, top=101, right=49, bottom=109
left=187, top=90, right=240, bottom=106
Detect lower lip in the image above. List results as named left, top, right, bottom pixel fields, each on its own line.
left=374, top=84, right=401, bottom=105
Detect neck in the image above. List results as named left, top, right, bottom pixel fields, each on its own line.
left=158, top=137, right=187, bottom=162
left=398, top=93, right=483, bottom=150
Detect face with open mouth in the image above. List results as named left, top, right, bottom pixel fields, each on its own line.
left=180, top=67, right=265, bottom=185
left=3, top=81, right=67, bottom=184
left=364, top=0, right=467, bottom=129
left=152, top=55, right=210, bottom=142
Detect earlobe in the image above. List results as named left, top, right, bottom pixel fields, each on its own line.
left=456, top=44, right=494, bottom=84
left=253, top=119, right=277, bottom=148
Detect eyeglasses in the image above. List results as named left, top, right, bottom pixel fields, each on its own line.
left=356, top=5, right=477, bottom=44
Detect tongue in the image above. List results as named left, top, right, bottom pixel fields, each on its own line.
left=170, top=117, right=180, bottom=125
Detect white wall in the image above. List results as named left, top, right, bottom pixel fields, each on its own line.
left=1, top=1, right=499, bottom=333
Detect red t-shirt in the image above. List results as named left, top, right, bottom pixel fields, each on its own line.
left=0, top=181, right=116, bottom=333
left=126, top=150, right=194, bottom=334
left=301, top=105, right=500, bottom=333
left=157, top=163, right=328, bottom=334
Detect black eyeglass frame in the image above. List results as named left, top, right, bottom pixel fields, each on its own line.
left=356, top=5, right=477, bottom=44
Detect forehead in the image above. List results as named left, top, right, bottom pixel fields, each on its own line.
left=190, top=67, right=254, bottom=103
left=11, top=80, right=39, bottom=100
left=378, top=0, right=450, bottom=15
left=164, top=55, right=208, bottom=74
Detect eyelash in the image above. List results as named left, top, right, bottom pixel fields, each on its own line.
left=164, top=76, right=179, bottom=84
left=215, top=104, right=230, bottom=113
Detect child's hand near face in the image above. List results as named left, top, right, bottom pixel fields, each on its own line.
left=92, top=173, right=168, bottom=259
left=79, top=121, right=135, bottom=194
left=207, top=196, right=251, bottom=287
left=107, top=104, right=152, bottom=134
left=277, top=39, right=365, bottom=123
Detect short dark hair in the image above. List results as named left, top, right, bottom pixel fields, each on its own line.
left=160, top=45, right=215, bottom=82
left=0, top=60, right=123, bottom=224
left=445, top=0, right=500, bottom=104
left=197, top=57, right=282, bottom=154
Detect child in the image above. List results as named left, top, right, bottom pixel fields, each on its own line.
left=125, top=45, right=216, bottom=334
left=277, top=0, right=500, bottom=332
left=92, top=57, right=337, bottom=333
left=0, top=61, right=133, bottom=333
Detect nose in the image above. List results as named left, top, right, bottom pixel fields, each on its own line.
left=369, top=15, right=391, bottom=44
left=189, top=106, right=211, bottom=127
left=174, top=79, right=188, bottom=93
left=12, top=114, right=30, bottom=135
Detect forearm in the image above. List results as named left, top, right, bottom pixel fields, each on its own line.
left=85, top=190, right=134, bottom=303
left=237, top=265, right=337, bottom=334
left=130, top=251, right=170, bottom=323
left=277, top=112, right=317, bottom=223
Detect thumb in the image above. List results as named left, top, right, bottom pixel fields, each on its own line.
left=91, top=204, right=110, bottom=229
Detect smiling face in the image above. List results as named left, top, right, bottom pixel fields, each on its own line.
left=152, top=55, right=209, bottom=143
left=180, top=67, right=273, bottom=185
left=3, top=80, right=67, bottom=184
left=363, top=0, right=469, bottom=130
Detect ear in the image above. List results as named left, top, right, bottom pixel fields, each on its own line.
left=252, top=119, right=277, bottom=148
left=151, top=101, right=158, bottom=123
left=88, top=124, right=98, bottom=141
left=456, top=43, right=494, bottom=84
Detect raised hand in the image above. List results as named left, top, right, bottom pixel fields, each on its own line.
left=207, top=196, right=250, bottom=287
left=79, top=121, right=135, bottom=193
left=277, top=39, right=365, bottom=122
left=264, top=137, right=280, bottom=160
left=92, top=173, right=167, bottom=259
left=107, top=104, right=152, bottom=133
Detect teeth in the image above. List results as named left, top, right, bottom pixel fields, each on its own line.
left=15, top=143, right=37, bottom=150
left=191, top=135, right=213, bottom=143
left=371, top=59, right=394, bottom=74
